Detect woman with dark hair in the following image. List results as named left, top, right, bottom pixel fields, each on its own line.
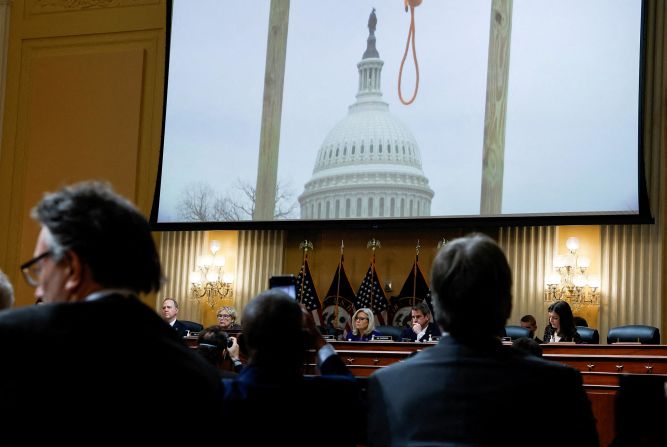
left=543, top=300, right=583, bottom=343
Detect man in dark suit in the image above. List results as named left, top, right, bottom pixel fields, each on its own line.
left=0, top=181, right=222, bottom=445
left=161, top=297, right=188, bottom=337
left=222, top=289, right=364, bottom=446
left=399, top=300, right=441, bottom=342
left=367, top=233, right=599, bottom=446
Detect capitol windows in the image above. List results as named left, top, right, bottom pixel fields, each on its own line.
left=360, top=144, right=364, bottom=154
left=390, top=198, right=395, bottom=217
left=370, top=143, right=373, bottom=153
left=325, top=201, right=330, bottom=219
left=409, top=199, right=414, bottom=215
left=310, top=204, right=314, bottom=219
left=356, top=198, right=362, bottom=217
left=379, top=198, right=385, bottom=217
left=368, top=197, right=374, bottom=217
left=336, top=147, right=339, bottom=156
left=343, top=146, right=347, bottom=155
left=345, top=198, right=351, bottom=217
left=416, top=201, right=421, bottom=215
left=351, top=145, right=355, bottom=154
left=317, top=202, right=322, bottom=219
left=401, top=198, right=405, bottom=217
left=379, top=144, right=382, bottom=153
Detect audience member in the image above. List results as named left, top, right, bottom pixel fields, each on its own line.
left=217, top=305, right=242, bottom=330
left=400, top=301, right=441, bottom=342
left=520, top=314, right=543, bottom=343
left=161, top=297, right=188, bottom=337
left=367, top=233, right=598, bottom=446
left=0, top=269, right=14, bottom=310
left=544, top=300, right=583, bottom=343
left=0, top=181, right=222, bottom=445
left=347, top=307, right=381, bottom=341
left=197, top=325, right=242, bottom=378
left=610, top=375, right=667, bottom=447
left=512, top=336, right=543, bottom=357
left=574, top=315, right=589, bottom=327
left=221, top=289, right=363, bottom=446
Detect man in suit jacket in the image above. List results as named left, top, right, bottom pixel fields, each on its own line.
left=367, top=233, right=599, bottom=446
left=221, top=289, right=364, bottom=446
left=161, top=297, right=188, bottom=337
left=399, top=300, right=441, bottom=342
left=0, top=181, right=222, bottom=445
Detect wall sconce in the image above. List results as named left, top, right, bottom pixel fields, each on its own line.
left=545, top=237, right=600, bottom=307
left=190, top=240, right=234, bottom=308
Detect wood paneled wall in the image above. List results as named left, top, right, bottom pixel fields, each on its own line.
left=0, top=0, right=166, bottom=306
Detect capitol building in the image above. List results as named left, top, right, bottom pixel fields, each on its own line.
left=298, top=10, right=433, bottom=220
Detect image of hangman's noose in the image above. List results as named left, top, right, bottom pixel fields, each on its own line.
left=399, top=0, right=422, bottom=105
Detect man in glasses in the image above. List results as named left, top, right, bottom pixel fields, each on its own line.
left=0, top=181, right=222, bottom=445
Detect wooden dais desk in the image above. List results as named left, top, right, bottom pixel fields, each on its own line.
left=307, top=341, right=667, bottom=447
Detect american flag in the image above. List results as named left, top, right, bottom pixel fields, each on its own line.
left=296, top=258, right=323, bottom=326
left=390, top=254, right=432, bottom=327
left=355, top=262, right=388, bottom=326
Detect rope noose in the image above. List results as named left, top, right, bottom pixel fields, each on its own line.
left=399, top=1, right=421, bottom=105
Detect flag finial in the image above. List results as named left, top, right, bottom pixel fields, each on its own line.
left=367, top=238, right=382, bottom=253
left=299, top=240, right=314, bottom=253
left=437, top=238, right=449, bottom=250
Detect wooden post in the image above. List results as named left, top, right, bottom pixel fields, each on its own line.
left=480, top=0, right=512, bottom=215
left=253, top=0, right=290, bottom=220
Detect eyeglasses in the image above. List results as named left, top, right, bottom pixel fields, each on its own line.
left=217, top=314, right=232, bottom=319
left=355, top=317, right=369, bottom=321
left=20, top=251, right=53, bottom=287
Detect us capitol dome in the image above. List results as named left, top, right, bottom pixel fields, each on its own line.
left=298, top=9, right=434, bottom=220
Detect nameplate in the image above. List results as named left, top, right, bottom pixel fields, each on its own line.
left=611, top=341, right=642, bottom=345
left=428, top=336, right=441, bottom=342
left=322, top=335, right=336, bottom=341
left=371, top=335, right=393, bottom=341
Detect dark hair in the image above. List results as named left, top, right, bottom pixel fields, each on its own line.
left=573, top=316, right=588, bottom=327
left=430, top=233, right=512, bottom=342
left=242, top=289, right=306, bottom=370
left=412, top=301, right=431, bottom=317
left=196, top=325, right=229, bottom=367
left=548, top=300, right=577, bottom=338
left=32, top=181, right=162, bottom=294
left=520, top=314, right=537, bottom=326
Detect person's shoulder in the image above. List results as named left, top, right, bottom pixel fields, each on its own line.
left=0, top=304, right=54, bottom=328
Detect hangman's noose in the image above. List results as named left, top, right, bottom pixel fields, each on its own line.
left=398, top=0, right=421, bottom=105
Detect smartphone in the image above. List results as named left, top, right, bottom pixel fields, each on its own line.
left=268, top=275, right=297, bottom=299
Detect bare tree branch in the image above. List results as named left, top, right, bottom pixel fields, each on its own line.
left=176, top=179, right=298, bottom=222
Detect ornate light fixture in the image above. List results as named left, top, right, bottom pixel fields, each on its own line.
left=190, top=240, right=234, bottom=308
left=544, top=237, right=600, bottom=307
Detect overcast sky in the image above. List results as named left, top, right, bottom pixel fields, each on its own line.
left=158, top=0, right=642, bottom=222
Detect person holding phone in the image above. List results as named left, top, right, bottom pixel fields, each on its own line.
left=347, top=308, right=381, bottom=341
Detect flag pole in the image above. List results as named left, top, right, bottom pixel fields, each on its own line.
left=412, top=240, right=420, bottom=307
left=367, top=238, right=381, bottom=311
left=298, top=240, right=313, bottom=305
left=334, top=240, right=344, bottom=329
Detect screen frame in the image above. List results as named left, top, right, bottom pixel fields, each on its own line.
left=150, top=0, right=653, bottom=231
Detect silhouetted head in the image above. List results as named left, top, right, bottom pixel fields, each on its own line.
left=430, top=233, right=512, bottom=343
left=242, top=289, right=306, bottom=371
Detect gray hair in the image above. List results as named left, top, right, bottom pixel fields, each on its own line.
left=32, top=181, right=163, bottom=294
left=0, top=269, right=14, bottom=310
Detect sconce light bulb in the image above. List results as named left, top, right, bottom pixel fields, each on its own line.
left=190, top=271, right=201, bottom=284
left=210, top=240, right=221, bottom=255
left=565, top=237, right=580, bottom=253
